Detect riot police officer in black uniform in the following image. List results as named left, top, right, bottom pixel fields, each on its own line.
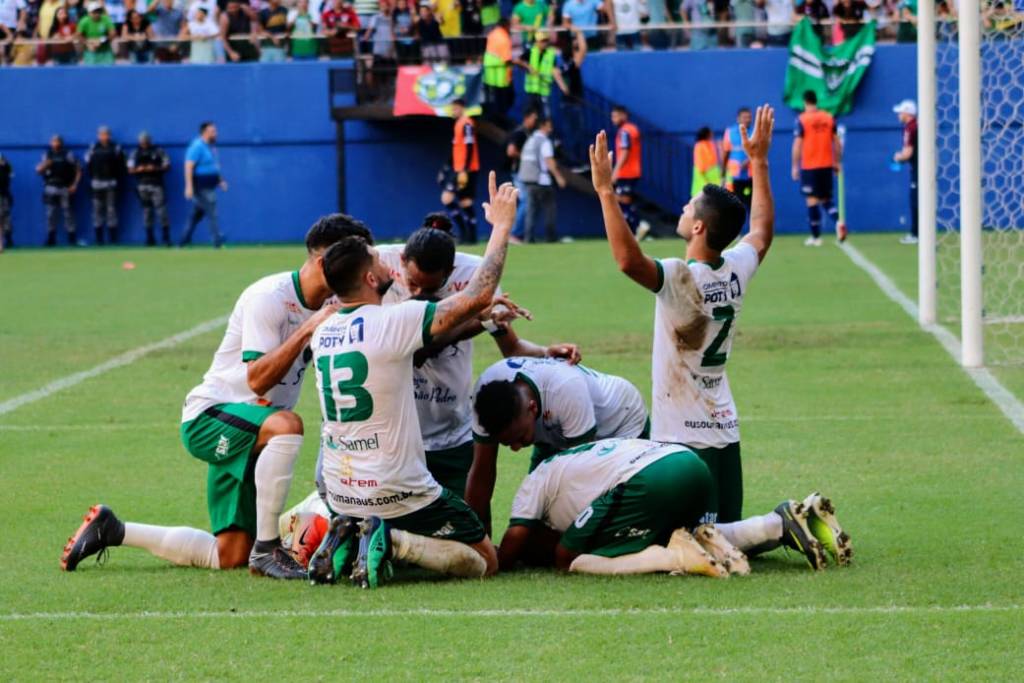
left=128, top=132, right=172, bottom=247
left=35, top=134, right=83, bottom=247
left=85, top=126, right=126, bottom=245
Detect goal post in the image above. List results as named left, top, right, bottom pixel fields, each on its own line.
left=958, top=0, right=984, bottom=368
left=917, top=0, right=937, bottom=327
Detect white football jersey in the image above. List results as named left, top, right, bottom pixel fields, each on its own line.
left=313, top=300, right=443, bottom=519
left=378, top=245, right=491, bottom=452
left=650, top=241, right=759, bottom=448
left=182, top=271, right=317, bottom=423
left=509, top=438, right=688, bottom=532
left=472, top=357, right=648, bottom=450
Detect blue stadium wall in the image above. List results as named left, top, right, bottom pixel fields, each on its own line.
left=0, top=45, right=916, bottom=246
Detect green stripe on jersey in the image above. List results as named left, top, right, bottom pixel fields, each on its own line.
left=291, top=270, right=311, bottom=310
left=241, top=350, right=264, bottom=362
left=653, top=260, right=665, bottom=293
left=422, top=301, right=437, bottom=346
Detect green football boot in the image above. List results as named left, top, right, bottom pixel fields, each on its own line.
left=351, top=517, right=395, bottom=589
left=803, top=492, right=852, bottom=567
left=308, top=514, right=359, bottom=585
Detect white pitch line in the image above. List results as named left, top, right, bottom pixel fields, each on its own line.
left=0, top=316, right=228, bottom=417
left=838, top=243, right=1024, bottom=435
left=0, top=604, right=1020, bottom=621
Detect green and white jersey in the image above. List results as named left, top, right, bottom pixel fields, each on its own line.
left=182, top=271, right=316, bottom=423
left=313, top=300, right=442, bottom=519
left=472, top=357, right=648, bottom=449
left=378, top=245, right=491, bottom=452
left=651, top=242, right=759, bottom=448
left=509, top=438, right=687, bottom=532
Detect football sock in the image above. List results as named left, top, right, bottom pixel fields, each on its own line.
left=568, top=545, right=681, bottom=575
left=807, top=204, right=822, bottom=238
left=123, top=523, right=220, bottom=569
left=716, top=512, right=783, bottom=556
left=460, top=205, right=478, bottom=243
left=390, top=528, right=487, bottom=577
left=823, top=200, right=839, bottom=224
left=622, top=202, right=639, bottom=233
left=254, top=434, right=304, bottom=543
left=445, top=201, right=466, bottom=237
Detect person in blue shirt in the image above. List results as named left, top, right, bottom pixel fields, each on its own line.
left=561, top=0, right=603, bottom=51
left=181, top=121, right=228, bottom=248
left=721, top=107, right=753, bottom=217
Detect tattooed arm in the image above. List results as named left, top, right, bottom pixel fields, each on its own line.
left=429, top=172, right=518, bottom=338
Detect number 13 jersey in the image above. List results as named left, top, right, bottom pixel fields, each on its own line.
left=312, top=300, right=442, bottom=519
left=651, top=241, right=759, bottom=449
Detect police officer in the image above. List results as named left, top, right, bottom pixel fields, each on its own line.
left=0, top=152, right=12, bottom=250
left=35, top=134, right=83, bottom=248
left=85, top=126, right=126, bottom=245
left=128, top=132, right=172, bottom=247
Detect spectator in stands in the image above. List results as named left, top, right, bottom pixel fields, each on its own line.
left=683, top=0, right=717, bottom=50
left=518, top=116, right=566, bottom=243
left=36, top=134, right=82, bottom=247
left=562, top=0, right=603, bottom=51
left=433, top=0, right=459, bottom=38
left=48, top=6, right=80, bottom=64
left=151, top=0, right=184, bottom=62
left=0, top=152, right=12, bottom=249
left=105, top=0, right=127, bottom=28
left=610, top=0, right=642, bottom=50
left=762, top=0, right=794, bottom=45
left=128, top=131, right=172, bottom=247
left=892, top=99, right=918, bottom=244
left=184, top=5, right=218, bottom=62
left=415, top=2, right=448, bottom=61
left=721, top=106, right=753, bottom=214
left=363, top=0, right=397, bottom=89
left=85, top=126, right=125, bottom=245
left=479, top=0, right=498, bottom=28
left=482, top=17, right=514, bottom=124
left=896, top=0, right=915, bottom=42
left=181, top=121, right=226, bottom=248
left=221, top=0, right=259, bottom=61
left=77, top=1, right=116, bottom=64
left=645, top=0, right=674, bottom=50
left=288, top=0, right=320, bottom=59
left=121, top=9, right=154, bottom=61
left=392, top=0, right=417, bottom=60
left=558, top=27, right=587, bottom=167
left=731, top=0, right=758, bottom=47
left=37, top=0, right=63, bottom=59
left=0, top=0, right=18, bottom=65
left=258, top=0, right=288, bottom=60
left=511, top=0, right=551, bottom=31
left=321, top=0, right=360, bottom=56
left=833, top=0, right=866, bottom=40
left=521, top=30, right=568, bottom=118
left=460, top=0, right=482, bottom=36
left=66, top=0, right=84, bottom=22
left=795, top=0, right=829, bottom=36
left=691, top=126, right=721, bottom=198
left=12, top=0, right=44, bottom=65
left=505, top=105, right=538, bottom=242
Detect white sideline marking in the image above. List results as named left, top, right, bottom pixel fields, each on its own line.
left=0, top=604, right=1020, bottom=621
left=838, top=243, right=1024, bottom=435
left=0, top=317, right=228, bottom=417
left=0, top=423, right=170, bottom=432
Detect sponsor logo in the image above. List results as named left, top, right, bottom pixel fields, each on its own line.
left=574, top=506, right=594, bottom=529
left=325, top=432, right=381, bottom=452
left=215, top=435, right=230, bottom=457
left=339, top=477, right=380, bottom=488
left=348, top=318, right=365, bottom=344
left=329, top=490, right=415, bottom=507
left=432, top=521, right=456, bottom=538
left=683, top=419, right=739, bottom=431
left=729, top=273, right=742, bottom=298
left=413, top=379, right=458, bottom=405
left=692, top=373, right=724, bottom=390
left=614, top=526, right=651, bottom=539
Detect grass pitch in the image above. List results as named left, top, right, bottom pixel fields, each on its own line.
left=1, top=235, right=1022, bottom=680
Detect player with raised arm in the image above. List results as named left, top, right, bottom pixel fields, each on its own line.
left=465, top=356, right=648, bottom=531
left=309, top=174, right=517, bottom=588
left=60, top=215, right=370, bottom=579
left=590, top=106, right=850, bottom=569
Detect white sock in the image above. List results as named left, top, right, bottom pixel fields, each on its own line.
left=390, top=529, right=486, bottom=578
left=123, top=523, right=220, bottom=569
left=716, top=512, right=783, bottom=554
left=569, top=545, right=680, bottom=575
left=254, top=434, right=304, bottom=543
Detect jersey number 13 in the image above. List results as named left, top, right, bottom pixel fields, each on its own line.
left=317, top=351, right=373, bottom=422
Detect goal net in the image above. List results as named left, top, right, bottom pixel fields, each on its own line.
left=934, top=13, right=1024, bottom=366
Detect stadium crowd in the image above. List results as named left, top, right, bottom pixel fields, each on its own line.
left=1, top=0, right=985, bottom=66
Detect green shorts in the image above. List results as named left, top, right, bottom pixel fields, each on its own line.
left=425, top=442, right=474, bottom=496
left=180, top=403, right=278, bottom=537
left=559, top=450, right=711, bottom=558
left=389, top=488, right=487, bottom=545
left=689, top=442, right=743, bottom=524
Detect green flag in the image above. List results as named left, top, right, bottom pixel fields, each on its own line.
left=784, top=18, right=877, bottom=115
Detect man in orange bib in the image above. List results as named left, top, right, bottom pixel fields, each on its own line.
left=441, top=98, right=481, bottom=244
left=791, top=90, right=846, bottom=246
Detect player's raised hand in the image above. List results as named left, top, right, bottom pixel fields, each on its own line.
left=545, top=343, right=582, bottom=365
left=589, top=131, right=614, bottom=194
left=487, top=293, right=533, bottom=324
left=740, top=104, right=775, bottom=163
left=482, top=171, right=518, bottom=234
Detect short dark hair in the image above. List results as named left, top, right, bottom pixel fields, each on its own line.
left=421, top=211, right=453, bottom=233
left=612, top=104, right=629, bottom=115
left=696, top=126, right=713, bottom=142
left=738, top=106, right=751, bottom=115
left=321, top=236, right=374, bottom=298
left=199, top=121, right=214, bottom=134
left=305, top=214, right=373, bottom=253
left=536, top=116, right=552, bottom=128
left=474, top=380, right=522, bottom=438
left=452, top=98, right=467, bottom=107
left=696, top=184, right=747, bottom=251
left=403, top=228, right=455, bottom=274
left=803, top=90, right=818, bottom=105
